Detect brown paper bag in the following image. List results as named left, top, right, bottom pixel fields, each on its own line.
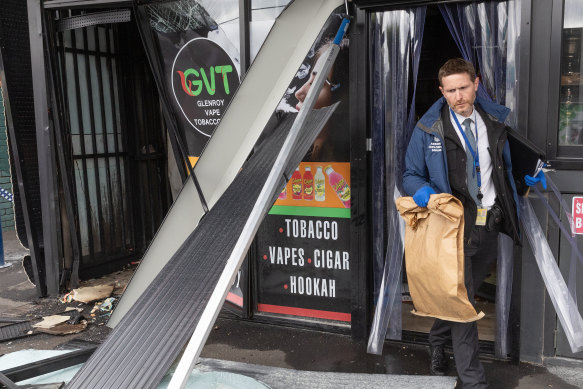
left=396, top=193, right=484, bottom=323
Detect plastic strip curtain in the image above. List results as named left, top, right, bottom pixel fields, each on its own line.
left=368, top=7, right=426, bottom=354
left=439, top=1, right=521, bottom=128
left=439, top=1, right=521, bottom=358
left=520, top=184, right=583, bottom=353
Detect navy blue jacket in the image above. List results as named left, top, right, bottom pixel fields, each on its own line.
left=403, top=96, right=521, bottom=243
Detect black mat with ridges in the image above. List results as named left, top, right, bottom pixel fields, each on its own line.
left=0, top=321, right=34, bottom=342
left=66, top=105, right=337, bottom=388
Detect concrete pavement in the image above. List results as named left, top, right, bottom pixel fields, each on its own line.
left=2, top=230, right=583, bottom=388
left=0, top=230, right=34, bottom=319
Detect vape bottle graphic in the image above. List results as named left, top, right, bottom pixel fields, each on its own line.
left=278, top=185, right=287, bottom=200
left=291, top=167, right=302, bottom=200
left=314, top=166, right=325, bottom=202
left=303, top=166, right=314, bottom=200
left=325, top=165, right=350, bottom=208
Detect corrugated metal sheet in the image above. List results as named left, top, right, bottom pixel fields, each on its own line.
left=66, top=106, right=336, bottom=389
left=0, top=321, right=34, bottom=342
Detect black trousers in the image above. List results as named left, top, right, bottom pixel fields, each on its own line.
left=428, top=226, right=499, bottom=389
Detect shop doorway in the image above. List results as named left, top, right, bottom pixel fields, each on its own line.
left=370, top=1, right=522, bottom=356
left=403, top=6, right=496, bottom=344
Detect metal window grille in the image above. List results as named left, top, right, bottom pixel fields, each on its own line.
left=50, top=10, right=170, bottom=275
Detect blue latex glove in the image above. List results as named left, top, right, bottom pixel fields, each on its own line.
left=412, top=186, right=436, bottom=207
left=525, top=170, right=547, bottom=190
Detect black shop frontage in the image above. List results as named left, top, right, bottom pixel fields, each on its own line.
left=1, top=0, right=583, bottom=368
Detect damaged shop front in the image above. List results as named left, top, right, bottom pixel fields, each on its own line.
left=0, top=0, right=583, bottom=385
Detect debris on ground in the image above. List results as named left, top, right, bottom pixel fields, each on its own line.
left=36, top=321, right=88, bottom=336
left=28, top=309, right=88, bottom=336
left=60, top=292, right=74, bottom=304
left=65, top=309, right=84, bottom=325
left=32, top=316, right=71, bottom=329
left=89, top=297, right=117, bottom=320
left=3, top=262, right=137, bottom=352
left=69, top=284, right=114, bottom=304
left=90, top=297, right=116, bottom=314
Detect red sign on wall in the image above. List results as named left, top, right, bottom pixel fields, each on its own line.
left=574, top=197, right=583, bottom=235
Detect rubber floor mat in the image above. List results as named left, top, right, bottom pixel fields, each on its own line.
left=66, top=105, right=336, bottom=389
left=0, top=321, right=34, bottom=342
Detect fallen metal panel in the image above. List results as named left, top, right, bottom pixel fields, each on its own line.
left=108, top=0, right=343, bottom=327
left=0, top=321, right=34, bottom=342
left=0, top=372, right=18, bottom=389
left=66, top=105, right=336, bottom=389
left=1, top=348, right=96, bottom=383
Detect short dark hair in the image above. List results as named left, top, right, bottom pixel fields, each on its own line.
left=438, top=58, right=477, bottom=86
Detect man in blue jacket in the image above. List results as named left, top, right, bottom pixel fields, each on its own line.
left=403, top=59, right=544, bottom=388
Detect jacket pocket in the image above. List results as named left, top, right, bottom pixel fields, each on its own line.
left=445, top=141, right=462, bottom=171
left=445, top=141, right=466, bottom=189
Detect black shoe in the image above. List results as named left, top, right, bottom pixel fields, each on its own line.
left=429, top=345, right=448, bottom=376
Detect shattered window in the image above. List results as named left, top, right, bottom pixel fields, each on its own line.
left=146, top=1, right=217, bottom=33
left=146, top=0, right=240, bottom=65
left=146, top=0, right=292, bottom=66
left=199, top=0, right=239, bottom=25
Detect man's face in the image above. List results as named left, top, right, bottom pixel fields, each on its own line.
left=439, top=72, right=479, bottom=117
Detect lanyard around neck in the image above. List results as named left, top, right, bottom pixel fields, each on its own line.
left=450, top=108, right=482, bottom=193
